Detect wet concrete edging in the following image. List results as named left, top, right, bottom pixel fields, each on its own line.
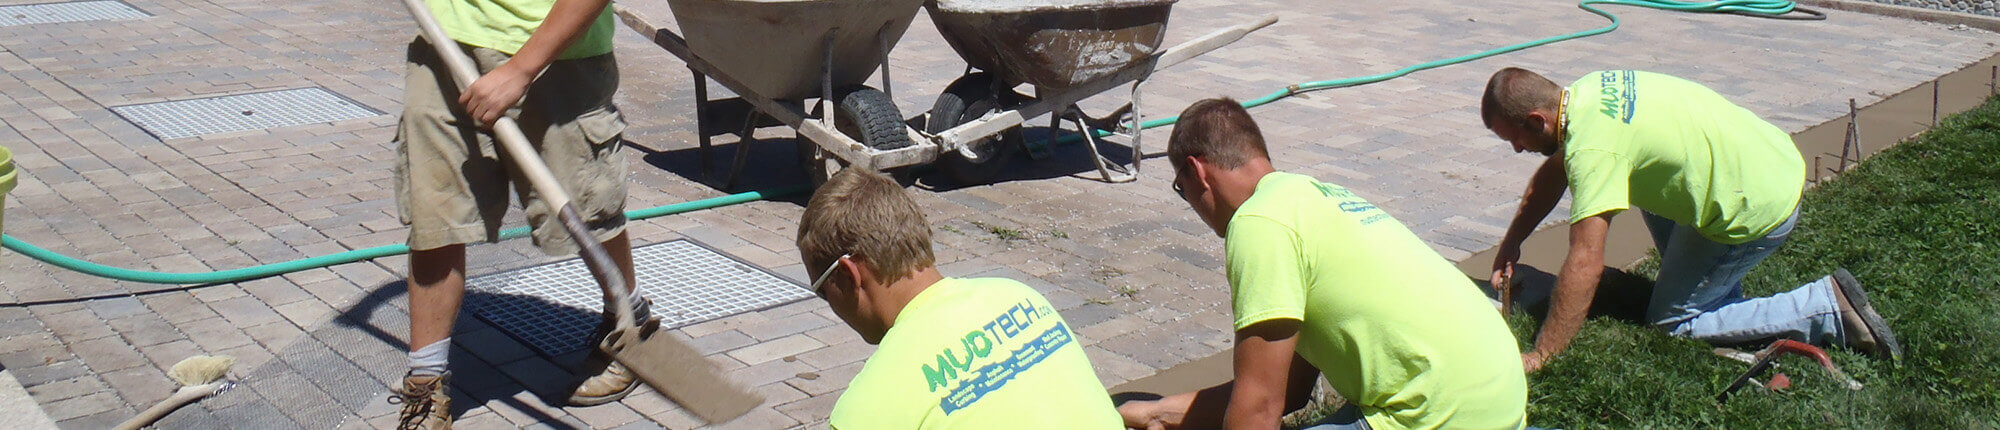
left=1110, top=50, right=2000, bottom=397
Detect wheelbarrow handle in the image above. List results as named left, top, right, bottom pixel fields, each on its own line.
left=399, top=0, right=637, bottom=328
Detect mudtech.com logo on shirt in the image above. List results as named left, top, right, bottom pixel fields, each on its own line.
left=1596, top=70, right=1638, bottom=124
left=917, top=299, right=1074, bottom=415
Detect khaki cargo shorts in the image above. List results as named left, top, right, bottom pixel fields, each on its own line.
left=394, top=38, right=628, bottom=255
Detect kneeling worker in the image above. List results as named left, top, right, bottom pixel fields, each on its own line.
left=1118, top=99, right=1528, bottom=430
left=797, top=168, right=1124, bottom=428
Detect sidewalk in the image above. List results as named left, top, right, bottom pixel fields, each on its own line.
left=1, top=0, right=1995, bottom=428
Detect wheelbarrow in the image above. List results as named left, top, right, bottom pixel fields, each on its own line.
left=616, top=0, right=1273, bottom=189
left=922, top=0, right=1278, bottom=184
left=615, top=0, right=931, bottom=189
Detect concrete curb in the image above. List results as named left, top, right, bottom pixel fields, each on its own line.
left=1799, top=0, right=2000, bottom=33
left=0, top=369, right=60, bottom=430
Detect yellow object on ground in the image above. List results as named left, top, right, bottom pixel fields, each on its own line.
left=1, top=145, right=13, bottom=236
left=1562, top=70, right=1806, bottom=245
left=1228, top=172, right=1528, bottom=430
left=830, top=277, right=1123, bottom=429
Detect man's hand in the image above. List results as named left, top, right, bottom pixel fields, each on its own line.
left=1521, top=350, right=1547, bottom=373
left=459, top=62, right=536, bottom=127
left=1118, top=400, right=1174, bottom=430
left=1491, top=243, right=1520, bottom=313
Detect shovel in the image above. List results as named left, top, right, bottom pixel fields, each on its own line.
left=399, top=0, right=762, bottom=422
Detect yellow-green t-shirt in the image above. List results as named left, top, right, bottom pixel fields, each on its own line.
left=1563, top=70, right=1805, bottom=244
left=424, top=0, right=616, bottom=60
left=1228, top=172, right=1527, bottom=430
left=829, top=277, right=1123, bottom=430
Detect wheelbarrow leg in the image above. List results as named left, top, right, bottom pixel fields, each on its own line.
left=694, top=69, right=713, bottom=182
left=1128, top=79, right=1144, bottom=176
left=724, top=111, right=762, bottom=191
left=1068, top=104, right=1135, bottom=183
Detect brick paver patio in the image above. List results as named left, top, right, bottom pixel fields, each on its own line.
left=2, top=0, right=1995, bottom=428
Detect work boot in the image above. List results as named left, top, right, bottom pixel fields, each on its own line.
left=1831, top=268, right=1903, bottom=361
left=390, top=371, right=452, bottom=430
left=570, top=296, right=655, bottom=406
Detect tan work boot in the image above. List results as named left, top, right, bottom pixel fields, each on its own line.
left=1831, top=268, right=1903, bottom=361
left=570, top=297, right=654, bottom=406
left=390, top=371, right=452, bottom=430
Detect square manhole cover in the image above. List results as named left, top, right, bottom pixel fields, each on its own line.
left=0, top=1, right=149, bottom=27
left=111, top=87, right=384, bottom=140
left=466, top=239, right=813, bottom=356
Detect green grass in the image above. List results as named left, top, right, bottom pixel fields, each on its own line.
left=1516, top=95, right=2000, bottom=428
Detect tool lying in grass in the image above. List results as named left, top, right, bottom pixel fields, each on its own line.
left=398, top=0, right=762, bottom=422
left=1715, top=339, right=1863, bottom=403
left=114, top=355, right=236, bottom=430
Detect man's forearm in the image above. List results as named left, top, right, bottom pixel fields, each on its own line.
left=1149, top=382, right=1234, bottom=430
left=1501, top=158, right=1568, bottom=247
left=1530, top=217, right=1609, bottom=361
left=507, top=0, right=611, bottom=73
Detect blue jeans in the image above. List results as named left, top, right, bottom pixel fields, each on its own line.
left=1642, top=208, right=1844, bottom=345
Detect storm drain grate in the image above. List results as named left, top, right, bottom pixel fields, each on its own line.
left=0, top=1, right=149, bottom=27
left=466, top=239, right=812, bottom=356
left=110, top=87, right=383, bottom=140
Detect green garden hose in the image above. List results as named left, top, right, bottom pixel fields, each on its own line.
left=1, top=0, right=1819, bottom=291
left=2, top=187, right=802, bottom=289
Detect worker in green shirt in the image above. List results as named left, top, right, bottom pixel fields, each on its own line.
left=797, top=168, right=1124, bottom=429
left=392, top=0, right=640, bottom=428
left=1118, top=99, right=1528, bottom=430
left=1479, top=67, right=1902, bottom=373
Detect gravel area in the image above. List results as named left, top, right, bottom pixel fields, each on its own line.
left=1866, top=0, right=2000, bottom=17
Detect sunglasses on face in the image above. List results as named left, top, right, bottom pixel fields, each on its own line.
left=808, top=253, right=852, bottom=299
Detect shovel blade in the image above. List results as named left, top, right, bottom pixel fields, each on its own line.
left=602, top=321, right=763, bottom=423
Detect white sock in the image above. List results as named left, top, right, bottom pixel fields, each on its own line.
left=408, top=338, right=450, bottom=376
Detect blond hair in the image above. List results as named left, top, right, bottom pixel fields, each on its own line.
left=796, top=169, right=936, bottom=284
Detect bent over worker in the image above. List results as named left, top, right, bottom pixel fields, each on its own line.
left=1479, top=67, right=1901, bottom=373
left=1118, top=98, right=1528, bottom=430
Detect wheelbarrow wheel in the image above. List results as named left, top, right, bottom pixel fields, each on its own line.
left=834, top=86, right=912, bottom=151
left=929, top=73, right=1019, bottom=186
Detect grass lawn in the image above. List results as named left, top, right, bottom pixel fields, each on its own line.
left=1515, top=94, right=2000, bottom=428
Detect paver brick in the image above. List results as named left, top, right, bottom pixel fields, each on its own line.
left=23, top=375, right=106, bottom=403
left=68, top=335, right=148, bottom=373
left=724, top=334, right=826, bottom=366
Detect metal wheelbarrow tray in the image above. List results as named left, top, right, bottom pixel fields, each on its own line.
left=928, top=0, right=1174, bottom=90
left=617, top=0, right=932, bottom=190
left=669, top=0, right=925, bottom=100
left=922, top=0, right=1275, bottom=184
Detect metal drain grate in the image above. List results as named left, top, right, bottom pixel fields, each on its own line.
left=466, top=239, right=813, bottom=356
left=110, top=87, right=383, bottom=140
left=0, top=1, right=148, bottom=27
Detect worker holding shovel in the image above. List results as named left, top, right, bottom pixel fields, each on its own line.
left=391, top=0, right=641, bottom=428
left=1479, top=67, right=1902, bottom=373
left=1117, top=99, right=1527, bottom=430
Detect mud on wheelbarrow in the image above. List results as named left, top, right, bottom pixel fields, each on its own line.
left=615, top=0, right=1273, bottom=189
